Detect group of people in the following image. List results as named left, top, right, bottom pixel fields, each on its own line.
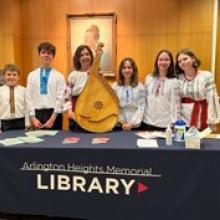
left=112, top=49, right=220, bottom=131
left=0, top=41, right=220, bottom=132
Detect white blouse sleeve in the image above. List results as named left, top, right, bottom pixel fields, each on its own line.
left=111, top=82, right=126, bottom=123
left=25, top=72, right=35, bottom=117
left=204, top=72, right=220, bottom=124
left=144, top=74, right=154, bottom=104
left=24, top=88, right=31, bottom=127
left=54, top=73, right=66, bottom=114
left=169, top=78, right=181, bottom=124
left=130, top=83, right=145, bottom=126
left=63, top=73, right=75, bottom=112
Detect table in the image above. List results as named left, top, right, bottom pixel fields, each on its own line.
left=0, top=130, right=220, bottom=220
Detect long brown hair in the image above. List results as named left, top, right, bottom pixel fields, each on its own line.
left=175, top=48, right=201, bottom=75
left=117, top=57, right=138, bottom=87
left=152, top=49, right=175, bottom=78
left=73, top=45, right=94, bottom=70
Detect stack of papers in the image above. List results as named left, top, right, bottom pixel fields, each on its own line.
left=137, top=138, right=158, bottom=148
left=199, top=127, right=212, bottom=139
left=17, top=136, right=44, bottom=143
left=0, top=136, right=44, bottom=146
left=135, top=131, right=165, bottom=139
left=0, top=130, right=58, bottom=147
left=0, top=138, right=24, bottom=146
left=204, top=134, right=220, bottom=139
left=25, top=130, right=58, bottom=137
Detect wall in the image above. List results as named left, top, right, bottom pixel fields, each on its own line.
left=16, top=0, right=214, bottom=83
left=0, top=0, right=218, bottom=130
left=0, top=0, right=15, bottom=67
left=0, top=0, right=23, bottom=81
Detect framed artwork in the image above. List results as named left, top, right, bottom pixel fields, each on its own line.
left=67, top=13, right=117, bottom=77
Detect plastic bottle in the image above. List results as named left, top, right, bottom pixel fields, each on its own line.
left=187, top=126, right=199, bottom=135
left=174, top=119, right=186, bottom=142
left=185, top=126, right=200, bottom=148
left=165, top=124, right=173, bottom=145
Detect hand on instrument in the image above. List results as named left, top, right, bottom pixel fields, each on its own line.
left=209, top=124, right=217, bottom=132
left=122, top=122, right=134, bottom=131
left=67, top=109, right=76, bottom=121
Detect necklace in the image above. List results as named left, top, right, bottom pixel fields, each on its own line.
left=184, top=71, right=197, bottom=81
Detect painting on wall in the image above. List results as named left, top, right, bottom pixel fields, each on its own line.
left=68, top=13, right=117, bottom=76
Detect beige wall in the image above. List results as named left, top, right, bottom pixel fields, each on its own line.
left=0, top=0, right=215, bottom=84
left=0, top=0, right=23, bottom=81
left=1, top=0, right=219, bottom=130
left=0, top=0, right=15, bottom=68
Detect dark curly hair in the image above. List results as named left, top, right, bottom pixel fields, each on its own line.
left=73, top=45, right=94, bottom=70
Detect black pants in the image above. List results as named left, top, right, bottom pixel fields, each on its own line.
left=35, top=109, right=62, bottom=130
left=113, top=123, right=143, bottom=131
left=69, top=119, right=87, bottom=132
left=140, top=122, right=166, bottom=131
left=1, top=117, right=25, bottom=132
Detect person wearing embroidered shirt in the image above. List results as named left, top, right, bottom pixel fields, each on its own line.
left=63, top=45, right=93, bottom=131
left=143, top=49, right=180, bottom=130
left=175, top=48, right=220, bottom=130
left=112, top=57, right=145, bottom=131
left=0, top=64, right=29, bottom=131
left=26, top=42, right=66, bottom=130
left=0, top=69, right=5, bottom=87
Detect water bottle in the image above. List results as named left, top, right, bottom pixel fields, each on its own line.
left=174, top=119, right=186, bottom=142
left=165, top=124, right=173, bottom=145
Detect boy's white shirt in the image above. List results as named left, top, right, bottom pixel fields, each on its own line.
left=26, top=67, right=66, bottom=116
left=0, top=85, right=30, bottom=127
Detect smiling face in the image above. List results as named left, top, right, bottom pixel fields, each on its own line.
left=122, top=60, right=133, bottom=80
left=177, top=53, right=194, bottom=72
left=39, top=49, right=54, bottom=68
left=118, top=57, right=138, bottom=86
left=4, top=70, right=19, bottom=87
left=157, top=52, right=171, bottom=75
left=79, top=48, right=92, bottom=70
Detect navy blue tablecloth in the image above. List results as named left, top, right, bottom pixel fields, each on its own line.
left=0, top=130, right=220, bottom=220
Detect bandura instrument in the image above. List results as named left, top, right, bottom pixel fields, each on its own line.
left=75, top=43, right=119, bottom=132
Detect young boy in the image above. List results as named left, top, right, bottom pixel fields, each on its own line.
left=26, top=42, right=66, bottom=130
left=0, top=64, right=29, bottom=131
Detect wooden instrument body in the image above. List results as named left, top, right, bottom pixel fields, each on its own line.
left=75, top=44, right=119, bottom=132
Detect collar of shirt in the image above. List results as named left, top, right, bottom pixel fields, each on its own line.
left=40, top=67, right=52, bottom=76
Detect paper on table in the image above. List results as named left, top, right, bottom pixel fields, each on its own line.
left=137, top=138, right=158, bottom=148
left=135, top=131, right=165, bottom=139
left=203, top=133, right=220, bottom=139
left=63, top=137, right=80, bottom=144
left=17, top=136, right=44, bottom=143
left=199, top=127, right=212, bottom=139
left=92, top=137, right=111, bottom=144
left=0, top=138, right=25, bottom=146
left=25, top=130, right=58, bottom=137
